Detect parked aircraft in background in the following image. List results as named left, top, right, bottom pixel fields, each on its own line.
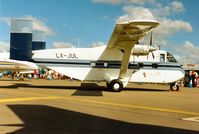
left=0, top=59, right=38, bottom=72
left=32, top=20, right=185, bottom=92
left=0, top=51, right=38, bottom=74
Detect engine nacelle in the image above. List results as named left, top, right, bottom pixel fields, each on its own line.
left=132, top=45, right=156, bottom=56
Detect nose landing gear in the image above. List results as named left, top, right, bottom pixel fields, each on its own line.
left=170, top=82, right=179, bottom=91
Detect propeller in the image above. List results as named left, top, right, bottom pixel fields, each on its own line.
left=150, top=31, right=152, bottom=46
left=147, top=32, right=156, bottom=59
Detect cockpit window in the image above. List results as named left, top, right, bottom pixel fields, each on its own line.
left=167, top=52, right=177, bottom=62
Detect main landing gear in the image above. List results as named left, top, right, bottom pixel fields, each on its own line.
left=170, top=82, right=179, bottom=91
left=106, top=79, right=123, bottom=92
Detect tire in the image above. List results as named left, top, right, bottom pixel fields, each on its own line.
left=170, top=82, right=179, bottom=91
left=109, top=79, right=123, bottom=92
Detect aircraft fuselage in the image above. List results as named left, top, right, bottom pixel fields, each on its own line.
left=32, top=46, right=184, bottom=86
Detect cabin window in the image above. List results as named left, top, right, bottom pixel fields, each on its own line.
left=90, top=62, right=96, bottom=67
left=160, top=54, right=165, bottom=62
left=104, top=62, right=108, bottom=67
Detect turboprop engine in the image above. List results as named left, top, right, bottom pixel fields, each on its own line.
left=131, top=32, right=156, bottom=57
left=132, top=45, right=156, bottom=55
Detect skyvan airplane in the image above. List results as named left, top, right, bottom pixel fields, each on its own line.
left=0, top=51, right=38, bottom=72
left=32, top=20, right=185, bottom=92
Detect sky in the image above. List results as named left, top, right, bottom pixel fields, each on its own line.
left=0, top=0, right=199, bottom=64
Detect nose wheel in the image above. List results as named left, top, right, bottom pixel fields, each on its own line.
left=170, top=82, right=179, bottom=91
left=106, top=79, right=123, bottom=92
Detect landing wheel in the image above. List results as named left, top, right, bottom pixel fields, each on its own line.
left=170, top=82, right=179, bottom=91
left=108, top=79, right=123, bottom=92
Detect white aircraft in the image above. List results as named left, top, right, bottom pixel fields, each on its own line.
left=32, top=20, right=185, bottom=92
left=0, top=59, right=38, bottom=72
left=0, top=51, right=38, bottom=73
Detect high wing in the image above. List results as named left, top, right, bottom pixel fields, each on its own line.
left=106, top=20, right=159, bottom=79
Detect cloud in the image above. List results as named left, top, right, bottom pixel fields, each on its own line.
left=92, top=0, right=121, bottom=4
left=127, top=0, right=155, bottom=5
left=24, top=16, right=54, bottom=36
left=155, top=18, right=192, bottom=36
left=0, top=41, right=10, bottom=51
left=173, top=41, right=199, bottom=64
left=171, top=1, right=184, bottom=13
left=152, top=1, right=184, bottom=17
left=116, top=5, right=192, bottom=38
left=152, top=5, right=172, bottom=17
left=0, top=17, right=11, bottom=26
left=92, top=0, right=155, bottom=5
left=117, top=6, right=155, bottom=23
left=0, top=16, right=54, bottom=36
left=90, top=41, right=106, bottom=47
left=52, top=42, right=76, bottom=48
left=177, top=41, right=199, bottom=56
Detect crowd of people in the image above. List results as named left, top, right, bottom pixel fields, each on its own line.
left=29, top=69, right=199, bottom=88
left=0, top=68, right=70, bottom=80
left=28, top=68, right=70, bottom=80
left=184, top=70, right=198, bottom=87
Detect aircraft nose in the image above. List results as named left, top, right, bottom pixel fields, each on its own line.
left=27, top=62, right=38, bottom=70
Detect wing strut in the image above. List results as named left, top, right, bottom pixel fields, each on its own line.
left=119, top=45, right=133, bottom=79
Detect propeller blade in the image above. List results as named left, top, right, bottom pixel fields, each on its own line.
left=152, top=52, right=155, bottom=59
left=150, top=32, right=152, bottom=46
left=147, top=51, right=155, bottom=59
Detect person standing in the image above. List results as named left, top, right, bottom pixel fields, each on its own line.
left=194, top=71, right=198, bottom=87
left=192, top=70, right=196, bottom=87
left=34, top=69, right=38, bottom=79
left=188, top=71, right=193, bottom=87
